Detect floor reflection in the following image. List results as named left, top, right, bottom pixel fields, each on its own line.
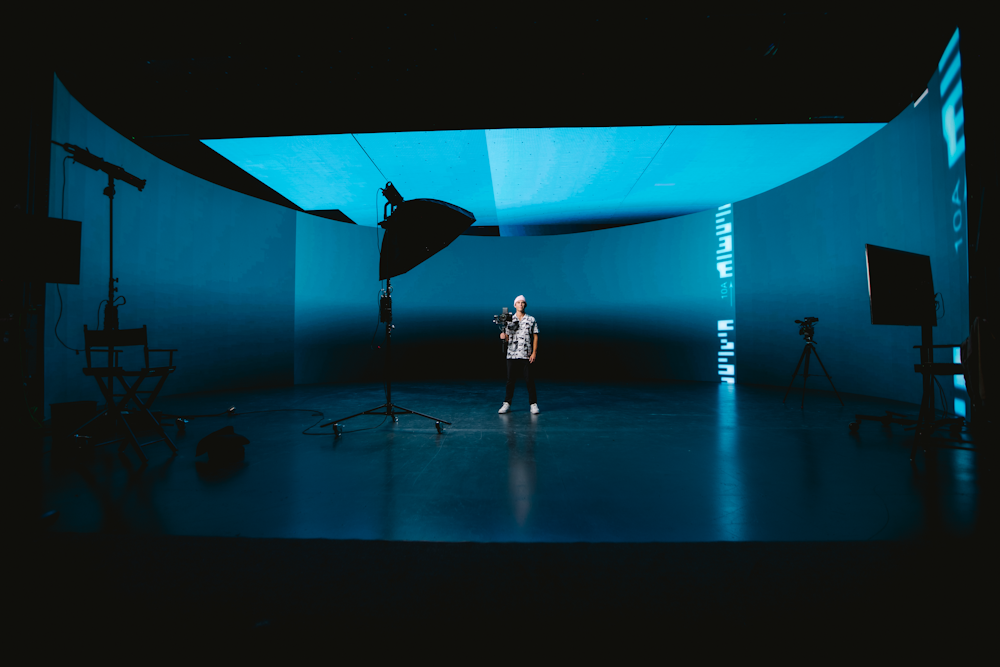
left=506, top=415, right=537, bottom=527
left=41, top=381, right=991, bottom=542
left=715, top=382, right=745, bottom=540
left=949, top=448, right=977, bottom=531
left=70, top=449, right=175, bottom=534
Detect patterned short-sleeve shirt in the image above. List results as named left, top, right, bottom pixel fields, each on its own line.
left=506, top=314, right=539, bottom=360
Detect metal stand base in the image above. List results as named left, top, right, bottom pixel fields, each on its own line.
left=849, top=411, right=972, bottom=461
left=327, top=402, right=448, bottom=436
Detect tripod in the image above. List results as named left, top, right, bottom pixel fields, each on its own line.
left=322, top=276, right=450, bottom=436
left=783, top=340, right=844, bottom=409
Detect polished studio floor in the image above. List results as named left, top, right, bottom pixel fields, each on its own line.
left=41, top=380, right=988, bottom=542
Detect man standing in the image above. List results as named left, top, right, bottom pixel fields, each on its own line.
left=499, top=295, right=539, bottom=414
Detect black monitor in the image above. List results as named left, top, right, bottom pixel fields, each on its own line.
left=2, top=213, right=82, bottom=284
left=865, top=244, right=936, bottom=326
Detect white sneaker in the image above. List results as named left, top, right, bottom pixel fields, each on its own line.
left=498, top=402, right=510, bottom=414
left=530, top=403, right=540, bottom=414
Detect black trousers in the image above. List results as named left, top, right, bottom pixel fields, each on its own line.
left=505, top=358, right=537, bottom=405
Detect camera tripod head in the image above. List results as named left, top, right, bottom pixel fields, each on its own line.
left=795, top=317, right=819, bottom=343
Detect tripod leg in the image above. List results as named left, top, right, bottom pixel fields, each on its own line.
left=808, top=347, right=844, bottom=406
left=783, top=345, right=809, bottom=403
left=391, top=405, right=452, bottom=425
left=801, top=346, right=811, bottom=409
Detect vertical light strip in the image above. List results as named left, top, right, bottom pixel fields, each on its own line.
left=953, top=347, right=967, bottom=418
left=938, top=28, right=965, bottom=169
left=716, top=203, right=735, bottom=384
left=937, top=28, right=961, bottom=72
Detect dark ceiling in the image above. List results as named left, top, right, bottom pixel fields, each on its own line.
left=47, top=9, right=962, bottom=212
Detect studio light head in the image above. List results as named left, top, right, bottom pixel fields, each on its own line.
left=381, top=181, right=404, bottom=207
left=377, top=183, right=475, bottom=280
left=51, top=141, right=146, bottom=191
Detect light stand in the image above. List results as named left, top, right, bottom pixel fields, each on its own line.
left=323, top=274, right=448, bottom=435
left=53, top=142, right=152, bottom=454
left=322, top=183, right=474, bottom=435
left=52, top=142, right=146, bottom=339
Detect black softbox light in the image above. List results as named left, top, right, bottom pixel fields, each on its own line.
left=379, top=198, right=476, bottom=280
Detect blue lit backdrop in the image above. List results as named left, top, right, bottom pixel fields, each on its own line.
left=46, top=76, right=296, bottom=417
left=44, top=29, right=968, bottom=416
left=734, top=28, right=968, bottom=410
left=294, top=206, right=728, bottom=384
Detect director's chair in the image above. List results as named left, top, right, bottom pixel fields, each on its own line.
left=73, top=324, right=179, bottom=463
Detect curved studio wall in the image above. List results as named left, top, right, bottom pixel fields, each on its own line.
left=48, top=33, right=969, bottom=414
left=45, top=71, right=741, bottom=403
left=298, top=42, right=970, bottom=407
left=294, top=206, right=734, bottom=385
left=298, top=70, right=969, bottom=409
left=45, top=75, right=296, bottom=417
left=733, top=33, right=968, bottom=409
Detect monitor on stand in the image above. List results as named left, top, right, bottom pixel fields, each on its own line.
left=852, top=245, right=966, bottom=458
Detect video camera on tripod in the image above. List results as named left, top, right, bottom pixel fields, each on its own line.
left=796, top=317, right=819, bottom=343
left=784, top=316, right=843, bottom=408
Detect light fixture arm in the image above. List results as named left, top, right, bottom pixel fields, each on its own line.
left=52, top=142, right=146, bottom=192
left=380, top=181, right=403, bottom=227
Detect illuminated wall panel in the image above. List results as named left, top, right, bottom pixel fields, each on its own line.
left=45, top=76, right=296, bottom=417
left=204, top=123, right=883, bottom=234
left=45, top=29, right=969, bottom=413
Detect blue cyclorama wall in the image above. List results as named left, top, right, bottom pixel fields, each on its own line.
left=734, top=38, right=968, bottom=408
left=294, top=206, right=734, bottom=385
left=45, top=76, right=296, bottom=417
left=295, top=31, right=969, bottom=408
left=48, top=28, right=969, bottom=412
left=294, top=212, right=381, bottom=384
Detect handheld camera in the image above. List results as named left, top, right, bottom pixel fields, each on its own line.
left=493, top=307, right=513, bottom=330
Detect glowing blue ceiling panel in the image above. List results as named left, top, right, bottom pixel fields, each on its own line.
left=203, top=123, right=884, bottom=228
